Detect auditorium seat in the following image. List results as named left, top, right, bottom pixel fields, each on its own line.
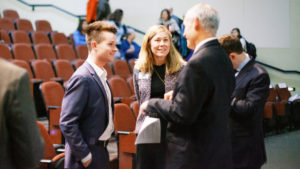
left=274, top=83, right=292, bottom=131
left=53, top=59, right=75, bottom=82
left=35, top=20, right=52, bottom=33
left=15, top=18, right=34, bottom=32
left=109, top=76, right=135, bottom=106
left=34, top=44, right=57, bottom=62
left=40, top=81, right=65, bottom=144
left=0, top=18, right=15, bottom=31
left=31, top=31, right=51, bottom=44
left=55, top=44, right=77, bottom=61
left=128, top=59, right=136, bottom=73
left=113, top=103, right=136, bottom=169
left=75, top=44, right=88, bottom=60
left=31, top=60, right=63, bottom=83
left=3, top=9, right=19, bottom=22
left=130, top=100, right=139, bottom=119
left=104, top=63, right=114, bottom=79
left=12, top=44, right=36, bottom=63
left=51, top=32, right=69, bottom=45
left=112, top=59, right=132, bottom=80
left=263, top=87, right=277, bottom=134
left=0, top=44, right=13, bottom=60
left=11, top=30, right=32, bottom=44
left=37, top=121, right=65, bottom=169
left=0, top=30, right=12, bottom=45
left=127, top=76, right=135, bottom=95
left=73, top=59, right=85, bottom=69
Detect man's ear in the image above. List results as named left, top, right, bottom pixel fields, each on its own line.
left=229, top=53, right=236, bottom=60
left=194, top=18, right=200, bottom=30
left=91, top=41, right=97, bottom=49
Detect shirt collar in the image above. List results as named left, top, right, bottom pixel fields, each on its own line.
left=194, top=37, right=217, bottom=53
left=86, top=55, right=107, bottom=80
left=236, top=53, right=251, bottom=72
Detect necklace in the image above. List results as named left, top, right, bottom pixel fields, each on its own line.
left=153, top=68, right=165, bottom=85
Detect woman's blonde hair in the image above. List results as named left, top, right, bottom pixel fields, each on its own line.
left=135, top=25, right=184, bottom=74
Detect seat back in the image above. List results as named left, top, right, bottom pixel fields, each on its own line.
left=35, top=20, right=52, bottom=32
left=32, top=31, right=51, bottom=44
left=112, top=59, right=131, bottom=79
left=0, top=18, right=15, bottom=31
left=0, top=44, right=13, bottom=60
left=74, top=59, right=85, bottom=69
left=12, top=44, right=36, bottom=62
left=275, top=84, right=291, bottom=101
left=37, top=121, right=56, bottom=159
left=3, top=9, right=19, bottom=22
left=40, top=81, right=65, bottom=108
left=114, top=103, right=136, bottom=132
left=32, top=60, right=56, bottom=81
left=130, top=100, right=139, bottom=119
left=51, top=32, right=69, bottom=45
left=126, top=76, right=135, bottom=95
left=11, top=30, right=31, bottom=44
left=54, top=60, right=75, bottom=81
left=128, top=59, right=136, bottom=72
left=55, top=44, right=77, bottom=61
left=15, top=18, right=34, bottom=32
left=34, top=44, right=57, bottom=61
left=0, top=30, right=12, bottom=44
left=76, top=44, right=88, bottom=60
left=109, top=76, right=132, bottom=98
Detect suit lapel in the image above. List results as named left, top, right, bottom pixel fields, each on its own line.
left=84, top=62, right=109, bottom=108
left=236, top=60, right=254, bottom=85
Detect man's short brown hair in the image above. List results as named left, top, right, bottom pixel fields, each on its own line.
left=83, top=21, right=117, bottom=51
left=218, top=34, right=243, bottom=55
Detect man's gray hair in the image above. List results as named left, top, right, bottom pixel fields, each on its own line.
left=187, top=3, right=219, bottom=35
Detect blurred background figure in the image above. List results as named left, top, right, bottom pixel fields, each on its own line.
left=119, top=28, right=140, bottom=61
left=107, top=9, right=128, bottom=48
left=231, top=27, right=247, bottom=52
left=86, top=0, right=111, bottom=23
left=158, top=8, right=181, bottom=50
left=73, top=19, right=88, bottom=47
left=97, top=0, right=111, bottom=21
left=0, top=58, right=44, bottom=169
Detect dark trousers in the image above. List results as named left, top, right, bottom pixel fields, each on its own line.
left=136, top=143, right=166, bottom=169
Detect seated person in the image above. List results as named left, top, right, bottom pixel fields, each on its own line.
left=73, top=19, right=88, bottom=47
left=120, top=28, right=140, bottom=61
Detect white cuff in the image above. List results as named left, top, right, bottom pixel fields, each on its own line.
left=81, top=152, right=92, bottom=163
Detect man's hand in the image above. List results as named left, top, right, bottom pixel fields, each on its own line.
left=82, top=155, right=92, bottom=168
left=140, top=100, right=149, bottom=115
left=164, top=90, right=174, bottom=100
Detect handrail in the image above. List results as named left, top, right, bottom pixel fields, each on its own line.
left=16, top=0, right=85, bottom=19
left=256, top=61, right=300, bottom=75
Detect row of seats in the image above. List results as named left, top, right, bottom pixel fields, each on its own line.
left=0, top=43, right=88, bottom=62
left=0, top=9, right=52, bottom=32
left=263, top=84, right=300, bottom=134
left=0, top=30, right=71, bottom=45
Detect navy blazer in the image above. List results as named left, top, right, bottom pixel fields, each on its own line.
left=230, top=59, right=269, bottom=169
left=60, top=62, right=114, bottom=169
left=146, top=39, right=235, bottom=169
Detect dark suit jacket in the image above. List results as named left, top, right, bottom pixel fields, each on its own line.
left=230, top=59, right=269, bottom=169
left=146, top=39, right=235, bottom=169
left=60, top=61, right=114, bottom=169
left=0, top=59, right=44, bottom=169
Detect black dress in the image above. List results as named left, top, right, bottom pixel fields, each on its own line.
left=136, top=64, right=167, bottom=169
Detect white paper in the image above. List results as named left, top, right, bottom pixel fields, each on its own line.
left=135, top=116, right=161, bottom=145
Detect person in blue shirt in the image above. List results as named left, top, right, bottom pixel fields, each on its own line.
left=73, top=19, right=88, bottom=47
left=119, top=28, right=140, bottom=61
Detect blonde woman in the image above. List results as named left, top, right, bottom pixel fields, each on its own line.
left=133, top=25, right=185, bottom=169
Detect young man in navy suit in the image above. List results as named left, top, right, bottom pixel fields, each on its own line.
left=60, top=21, right=117, bottom=169
left=218, top=34, right=270, bottom=169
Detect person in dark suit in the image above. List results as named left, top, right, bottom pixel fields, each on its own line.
left=0, top=58, right=44, bottom=169
left=218, top=34, right=270, bottom=169
left=60, top=21, right=117, bottom=169
left=139, top=3, right=235, bottom=169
